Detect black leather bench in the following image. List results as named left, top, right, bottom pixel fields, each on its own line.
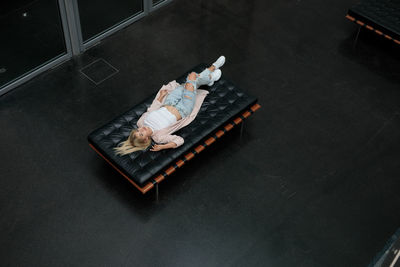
left=346, top=0, right=400, bottom=46
left=88, top=64, right=261, bottom=195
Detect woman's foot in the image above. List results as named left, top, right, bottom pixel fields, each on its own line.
left=207, top=69, right=222, bottom=86
left=212, top=55, right=226, bottom=69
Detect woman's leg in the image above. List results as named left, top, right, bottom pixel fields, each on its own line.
left=179, top=88, right=196, bottom=117
left=195, top=67, right=215, bottom=87
left=171, top=72, right=198, bottom=118
left=184, top=65, right=216, bottom=92
left=175, top=65, right=216, bottom=117
left=163, top=85, right=184, bottom=106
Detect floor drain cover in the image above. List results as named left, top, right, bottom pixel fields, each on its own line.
left=80, top=58, right=118, bottom=85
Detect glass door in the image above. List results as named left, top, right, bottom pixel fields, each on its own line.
left=153, top=0, right=166, bottom=6
left=0, top=0, right=174, bottom=95
left=77, top=0, right=144, bottom=44
left=0, top=0, right=70, bottom=90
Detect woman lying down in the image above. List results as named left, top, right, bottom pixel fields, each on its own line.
left=114, top=55, right=226, bottom=155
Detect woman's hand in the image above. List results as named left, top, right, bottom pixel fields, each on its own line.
left=150, top=142, right=177, bottom=151
left=157, top=89, right=168, bottom=102
left=150, top=144, right=166, bottom=151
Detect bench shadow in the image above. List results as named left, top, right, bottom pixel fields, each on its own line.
left=93, top=124, right=248, bottom=221
left=338, top=28, right=400, bottom=84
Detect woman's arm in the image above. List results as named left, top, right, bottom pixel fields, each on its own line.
left=150, top=134, right=184, bottom=152
left=150, top=142, right=177, bottom=151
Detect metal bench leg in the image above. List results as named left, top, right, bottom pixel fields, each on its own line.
left=155, top=183, right=159, bottom=202
left=240, top=121, right=245, bottom=142
left=353, top=25, right=361, bottom=49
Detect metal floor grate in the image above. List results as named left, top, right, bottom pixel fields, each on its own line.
left=79, top=58, right=119, bottom=85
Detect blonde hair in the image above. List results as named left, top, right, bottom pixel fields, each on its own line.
left=114, top=129, right=152, bottom=156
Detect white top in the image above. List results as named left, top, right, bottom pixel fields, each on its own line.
left=143, top=107, right=177, bottom=133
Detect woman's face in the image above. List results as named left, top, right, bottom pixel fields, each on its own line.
left=135, top=126, right=152, bottom=141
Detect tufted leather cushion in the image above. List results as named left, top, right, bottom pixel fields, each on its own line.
left=348, top=0, right=400, bottom=41
left=88, top=64, right=258, bottom=186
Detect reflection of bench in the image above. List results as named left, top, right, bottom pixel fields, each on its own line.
left=369, top=228, right=400, bottom=266
left=346, top=0, right=400, bottom=46
left=88, top=64, right=261, bottom=198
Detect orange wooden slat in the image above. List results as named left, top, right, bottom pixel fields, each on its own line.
left=215, top=130, right=225, bottom=138
left=233, top=117, right=242, bottom=124
left=365, top=25, right=374, bottom=31
left=194, top=145, right=205, bottom=153
left=345, top=14, right=355, bottom=21
left=356, top=20, right=364, bottom=26
left=205, top=137, right=216, bottom=145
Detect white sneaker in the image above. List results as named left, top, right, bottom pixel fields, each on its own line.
left=212, top=55, right=226, bottom=69
left=208, top=69, right=222, bottom=86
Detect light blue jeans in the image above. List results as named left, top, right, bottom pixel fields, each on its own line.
left=163, top=68, right=213, bottom=118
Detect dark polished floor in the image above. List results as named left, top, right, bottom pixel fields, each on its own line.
left=1, top=0, right=400, bottom=266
